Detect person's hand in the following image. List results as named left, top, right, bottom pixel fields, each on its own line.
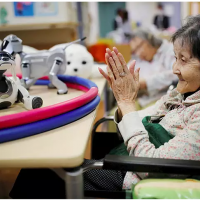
left=139, top=78, right=147, bottom=90
left=98, top=47, right=140, bottom=116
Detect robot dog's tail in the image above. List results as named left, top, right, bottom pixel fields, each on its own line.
left=63, top=37, right=86, bottom=50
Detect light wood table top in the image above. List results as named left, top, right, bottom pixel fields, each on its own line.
left=0, top=78, right=106, bottom=168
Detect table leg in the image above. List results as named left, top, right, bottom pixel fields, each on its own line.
left=64, top=167, right=84, bottom=199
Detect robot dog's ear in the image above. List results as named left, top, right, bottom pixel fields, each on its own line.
left=1, top=40, right=9, bottom=51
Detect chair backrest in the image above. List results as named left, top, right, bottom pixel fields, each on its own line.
left=91, top=116, right=122, bottom=160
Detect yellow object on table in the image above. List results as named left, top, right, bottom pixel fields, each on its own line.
left=97, top=38, right=132, bottom=63
left=109, top=44, right=131, bottom=63
left=97, top=38, right=115, bottom=46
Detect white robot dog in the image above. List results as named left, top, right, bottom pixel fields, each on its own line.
left=1, top=35, right=86, bottom=94
left=0, top=51, right=43, bottom=110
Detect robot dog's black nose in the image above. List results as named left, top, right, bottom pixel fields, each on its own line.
left=74, top=68, right=78, bottom=72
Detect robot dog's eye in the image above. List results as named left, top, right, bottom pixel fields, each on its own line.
left=67, top=61, right=71, bottom=65
left=23, top=63, right=29, bottom=68
left=82, top=61, right=87, bottom=65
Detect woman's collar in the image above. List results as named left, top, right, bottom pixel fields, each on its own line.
left=183, top=90, right=199, bottom=100
left=167, top=88, right=200, bottom=105
left=164, top=88, right=200, bottom=108
left=183, top=88, right=200, bottom=103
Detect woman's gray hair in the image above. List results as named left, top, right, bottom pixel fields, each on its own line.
left=131, top=28, right=163, bottom=48
left=172, top=15, right=200, bottom=61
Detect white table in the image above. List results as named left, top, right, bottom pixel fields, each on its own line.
left=0, top=78, right=106, bottom=198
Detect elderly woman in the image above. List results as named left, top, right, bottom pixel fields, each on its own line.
left=129, top=28, right=178, bottom=108
left=10, top=15, right=200, bottom=198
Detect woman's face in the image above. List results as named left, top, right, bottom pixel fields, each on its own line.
left=130, top=37, right=157, bottom=62
left=173, top=39, right=200, bottom=94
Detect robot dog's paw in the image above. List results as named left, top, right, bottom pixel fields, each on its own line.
left=32, top=97, right=43, bottom=109
left=0, top=101, right=12, bottom=110
left=57, top=90, right=68, bottom=95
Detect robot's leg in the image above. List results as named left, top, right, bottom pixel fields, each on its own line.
left=17, top=85, right=43, bottom=110
left=21, top=62, right=35, bottom=90
left=25, top=79, right=38, bottom=89
left=49, top=60, right=68, bottom=95
left=21, top=79, right=37, bottom=90
left=48, top=82, right=56, bottom=89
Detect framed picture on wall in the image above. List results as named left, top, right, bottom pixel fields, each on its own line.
left=13, top=2, right=34, bottom=17
left=35, top=2, right=58, bottom=16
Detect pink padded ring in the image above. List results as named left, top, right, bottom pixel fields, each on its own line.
left=0, top=75, right=98, bottom=129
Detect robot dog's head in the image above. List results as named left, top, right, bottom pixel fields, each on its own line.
left=0, top=51, right=15, bottom=71
left=1, top=35, right=23, bottom=57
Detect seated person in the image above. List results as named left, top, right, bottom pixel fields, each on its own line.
left=10, top=15, right=200, bottom=198
left=113, top=8, right=123, bottom=31
left=128, top=28, right=178, bottom=108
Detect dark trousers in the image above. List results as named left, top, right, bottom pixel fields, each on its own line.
left=10, top=159, right=126, bottom=199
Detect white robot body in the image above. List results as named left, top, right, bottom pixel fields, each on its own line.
left=21, top=48, right=66, bottom=80
left=0, top=51, right=43, bottom=110
left=1, top=34, right=86, bottom=95
left=0, top=76, right=18, bottom=108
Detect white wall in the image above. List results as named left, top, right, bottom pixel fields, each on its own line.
left=181, top=2, right=189, bottom=23
left=88, top=2, right=99, bottom=45
left=126, top=2, right=157, bottom=29
left=0, top=2, right=77, bottom=25
left=81, top=2, right=91, bottom=44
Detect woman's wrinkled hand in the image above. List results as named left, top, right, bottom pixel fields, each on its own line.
left=98, top=47, right=140, bottom=116
left=139, top=78, right=147, bottom=90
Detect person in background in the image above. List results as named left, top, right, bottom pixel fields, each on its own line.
left=113, top=8, right=123, bottom=30
left=121, top=10, right=132, bottom=43
left=153, top=3, right=169, bottom=30
left=108, top=9, right=132, bottom=44
left=128, top=28, right=178, bottom=108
